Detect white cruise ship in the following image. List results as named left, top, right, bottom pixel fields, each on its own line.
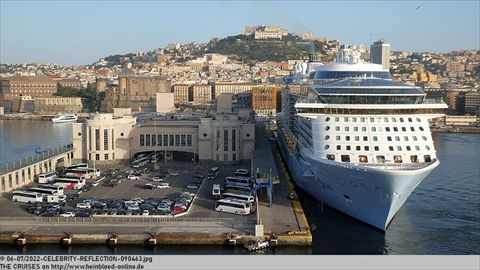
left=277, top=47, right=448, bottom=230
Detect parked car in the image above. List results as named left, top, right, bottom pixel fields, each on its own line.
left=169, top=172, right=180, bottom=176
left=91, top=182, right=99, bottom=187
left=157, top=183, right=170, bottom=189
left=144, top=183, right=157, bottom=190
left=76, top=202, right=91, bottom=209
left=187, top=183, right=199, bottom=189
left=172, top=205, right=187, bottom=213
left=60, top=212, right=75, bottom=217
left=234, top=169, right=250, bottom=176
left=127, top=174, right=139, bottom=180
left=131, top=198, right=145, bottom=204
left=193, top=173, right=205, bottom=179
left=142, top=210, right=150, bottom=216
left=76, top=211, right=92, bottom=218
left=40, top=211, right=57, bottom=217
left=152, top=176, right=164, bottom=182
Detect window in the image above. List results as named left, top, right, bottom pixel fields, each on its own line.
left=400, top=118, right=404, bottom=123
left=376, top=155, right=385, bottom=163
left=325, top=126, right=330, bottom=131
left=393, top=127, right=398, bottom=132
left=413, top=136, right=418, bottom=141
left=203, top=133, right=208, bottom=137
left=424, top=155, right=432, bottom=162
left=164, top=134, right=169, bottom=146
left=364, top=146, right=369, bottom=151
left=408, top=118, right=413, bottom=122
left=406, top=146, right=411, bottom=151
left=369, top=117, right=374, bottom=123
left=224, top=154, right=228, bottom=161
left=384, top=117, right=389, bottom=123
left=158, top=134, right=162, bottom=146
left=95, top=154, right=100, bottom=161
left=411, top=127, right=415, bottom=131
left=341, top=155, right=350, bottom=162
left=374, top=146, right=379, bottom=151
left=223, top=130, right=228, bottom=151
left=361, top=127, right=367, bottom=132
left=386, top=127, right=391, bottom=132
left=360, top=117, right=366, bottom=122
left=336, top=135, right=341, bottom=140
left=422, top=136, right=427, bottom=141
left=419, top=127, right=424, bottom=131
left=232, top=154, right=236, bottom=161
left=356, top=146, right=361, bottom=151
left=373, top=136, right=378, bottom=141
left=335, top=117, right=339, bottom=122
left=231, top=130, right=236, bottom=151
left=325, top=135, right=330, bottom=140
left=104, top=154, right=109, bottom=160
left=327, top=154, right=335, bottom=160
left=363, top=136, right=368, bottom=141
left=187, top=135, right=192, bottom=146
left=140, top=134, right=145, bottom=146
left=336, top=145, right=341, bottom=150
left=145, top=134, right=151, bottom=146
left=181, top=134, right=186, bottom=147
left=324, top=145, right=330, bottom=150
left=335, top=126, right=340, bottom=131
left=352, top=117, right=357, bottom=122
left=95, top=129, right=100, bottom=150
left=416, top=118, right=421, bottom=122
left=344, top=117, right=349, bottom=122
left=325, top=117, right=330, bottom=122
left=246, top=133, right=251, bottom=137
left=121, top=132, right=124, bottom=137
left=402, top=127, right=406, bottom=132
left=394, top=155, right=402, bottom=163
left=359, top=155, right=368, bottom=163
left=404, top=136, right=409, bottom=141
left=344, top=127, right=349, bottom=131
left=415, top=145, right=420, bottom=151
left=77, top=132, right=82, bottom=136
left=103, top=129, right=108, bottom=150
left=175, top=134, right=181, bottom=147
left=152, top=134, right=156, bottom=146
left=395, top=136, right=400, bottom=141
left=346, top=136, right=350, bottom=141
left=354, top=127, right=358, bottom=132
left=411, top=155, right=418, bottom=163
left=397, top=146, right=402, bottom=151
left=355, top=136, right=359, bottom=141
left=389, top=146, right=394, bottom=151
left=371, top=127, right=376, bottom=132
left=387, top=136, right=392, bottom=141
left=425, top=145, right=431, bottom=150
left=169, top=135, right=174, bottom=146
left=392, top=117, right=397, bottom=122
left=346, top=146, right=351, bottom=150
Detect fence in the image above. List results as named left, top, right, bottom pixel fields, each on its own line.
left=0, top=144, right=73, bottom=175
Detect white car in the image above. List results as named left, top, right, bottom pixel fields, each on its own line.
left=91, top=182, right=99, bottom=187
left=76, top=202, right=91, bottom=209
left=142, top=210, right=150, bottom=216
left=127, top=205, right=140, bottom=211
left=152, top=177, right=164, bottom=182
left=169, top=172, right=180, bottom=176
left=127, top=174, right=139, bottom=180
left=60, top=212, right=75, bottom=217
left=157, top=183, right=170, bottom=189
left=131, top=197, right=144, bottom=203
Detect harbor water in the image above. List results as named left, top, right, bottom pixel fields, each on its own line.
left=0, top=120, right=479, bottom=254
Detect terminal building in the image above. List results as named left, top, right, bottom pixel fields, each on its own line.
left=72, top=94, right=255, bottom=164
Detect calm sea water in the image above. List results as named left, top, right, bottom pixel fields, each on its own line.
left=0, top=120, right=479, bottom=254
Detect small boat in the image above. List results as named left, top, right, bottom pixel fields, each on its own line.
left=52, top=114, right=78, bottom=123
left=244, top=239, right=270, bottom=252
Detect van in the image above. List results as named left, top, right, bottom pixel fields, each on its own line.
left=212, top=184, right=221, bottom=200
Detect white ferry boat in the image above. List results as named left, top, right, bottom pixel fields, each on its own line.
left=277, top=47, right=448, bottom=230
left=52, top=114, right=78, bottom=123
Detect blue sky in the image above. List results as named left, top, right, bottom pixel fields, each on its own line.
left=1, top=1, right=479, bottom=65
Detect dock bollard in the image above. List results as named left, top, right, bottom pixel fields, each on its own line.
left=16, top=232, right=27, bottom=246
left=108, top=233, right=118, bottom=246
left=62, top=237, right=72, bottom=246
left=148, top=238, right=157, bottom=246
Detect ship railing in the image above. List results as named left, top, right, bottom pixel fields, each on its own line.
left=0, top=144, right=74, bottom=175
left=362, top=160, right=436, bottom=171
left=423, top=98, right=446, bottom=104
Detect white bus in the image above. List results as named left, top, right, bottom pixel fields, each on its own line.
left=215, top=199, right=251, bottom=215
left=224, top=184, right=252, bottom=193
left=64, top=163, right=88, bottom=170
left=222, top=193, right=256, bottom=212
left=208, top=167, right=220, bottom=179
left=132, top=157, right=149, bottom=168
left=11, top=191, right=43, bottom=203
left=225, top=176, right=253, bottom=187
left=38, top=172, right=57, bottom=184
left=39, top=185, right=64, bottom=195
left=53, top=178, right=85, bottom=189
left=58, top=174, right=86, bottom=181
left=28, top=187, right=60, bottom=197
left=65, top=168, right=100, bottom=178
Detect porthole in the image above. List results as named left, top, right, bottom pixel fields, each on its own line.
left=425, top=145, right=430, bottom=150
left=324, top=145, right=330, bottom=150
left=422, top=136, right=427, bottom=141
left=336, top=135, right=341, bottom=140
left=325, top=135, right=330, bottom=140
left=246, top=133, right=250, bottom=137
left=419, top=127, right=424, bottom=131
left=120, top=132, right=124, bottom=137
left=77, top=132, right=81, bottom=136
left=325, top=126, right=330, bottom=131
left=325, top=117, right=330, bottom=122
left=416, top=118, right=421, bottom=122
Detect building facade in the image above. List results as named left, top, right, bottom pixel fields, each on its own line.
left=213, top=82, right=258, bottom=98
left=117, top=73, right=171, bottom=111
left=0, top=76, right=57, bottom=100
left=57, top=78, right=82, bottom=89
left=191, top=84, right=213, bottom=104
left=252, top=84, right=282, bottom=115
left=465, top=91, right=480, bottom=115
left=172, top=84, right=190, bottom=103
left=34, top=97, right=83, bottom=114
left=370, top=40, right=391, bottom=70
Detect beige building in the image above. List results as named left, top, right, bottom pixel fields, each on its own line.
left=34, top=97, right=83, bottom=114
left=57, top=78, right=82, bottom=89
left=465, top=91, right=480, bottom=115
left=172, top=84, right=190, bottom=103
left=117, top=72, right=171, bottom=111
left=72, top=97, right=255, bottom=163
left=0, top=75, right=57, bottom=100
left=214, top=82, right=258, bottom=98
left=192, top=84, right=213, bottom=104
left=156, top=92, right=174, bottom=113
left=252, top=85, right=282, bottom=115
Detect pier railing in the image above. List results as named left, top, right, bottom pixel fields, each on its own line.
left=0, top=144, right=74, bottom=175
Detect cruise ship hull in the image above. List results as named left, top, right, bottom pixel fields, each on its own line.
left=277, top=129, right=438, bottom=231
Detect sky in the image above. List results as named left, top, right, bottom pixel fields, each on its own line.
left=1, top=0, right=479, bottom=66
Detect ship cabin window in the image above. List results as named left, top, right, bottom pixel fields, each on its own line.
left=360, top=117, right=366, bottom=122
left=369, top=118, right=374, bottom=122
left=364, top=146, right=370, bottom=151
left=325, top=126, right=330, bottom=131
left=397, top=146, right=402, bottom=151
left=354, top=127, right=358, bottom=132
left=324, top=145, right=330, bottom=150
left=326, top=117, right=331, bottom=122
left=393, top=127, right=398, bottom=132
left=371, top=127, right=377, bottom=132
left=394, top=155, right=403, bottom=163
left=395, top=136, right=400, bottom=141
left=402, top=127, right=407, bottom=132
left=327, top=154, right=335, bottom=161
left=335, top=117, right=339, bottom=122
left=346, top=146, right=351, bottom=150
left=411, top=155, right=418, bottom=163
left=406, top=146, right=411, bottom=151
left=374, top=146, right=379, bottom=151
left=355, top=136, right=359, bottom=141
left=376, top=155, right=386, bottom=163
left=389, top=146, right=394, bottom=151
left=341, top=155, right=350, bottom=162
left=404, top=136, right=409, bottom=141
left=424, top=155, right=432, bottom=162
left=386, top=127, right=391, bottom=132
left=422, top=136, right=427, bottom=141
left=415, top=145, right=420, bottom=150
left=335, top=126, right=340, bottom=131
left=346, top=136, right=350, bottom=141
left=356, top=146, right=361, bottom=151
left=416, top=118, right=421, bottom=122
left=408, top=118, right=413, bottom=122
left=400, top=118, right=404, bottom=123
left=337, top=145, right=341, bottom=150
left=411, top=127, right=415, bottom=131
left=392, top=117, right=397, bottom=122
left=419, top=127, right=424, bottom=131
left=384, top=117, right=389, bottom=123
left=344, top=127, right=349, bottom=131
left=387, top=136, right=392, bottom=141
left=336, top=135, right=341, bottom=140
left=363, top=136, right=368, bottom=141
left=425, top=145, right=431, bottom=150
left=413, top=136, right=418, bottom=141
left=344, top=117, right=349, bottom=122
left=362, top=127, right=367, bottom=132
left=359, top=155, right=368, bottom=163
left=373, top=136, right=378, bottom=141
left=325, top=135, right=330, bottom=140
left=352, top=117, right=357, bottom=122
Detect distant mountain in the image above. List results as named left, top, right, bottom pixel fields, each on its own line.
left=206, top=34, right=331, bottom=63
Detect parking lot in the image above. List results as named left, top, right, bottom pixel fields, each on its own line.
left=0, top=159, right=257, bottom=224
